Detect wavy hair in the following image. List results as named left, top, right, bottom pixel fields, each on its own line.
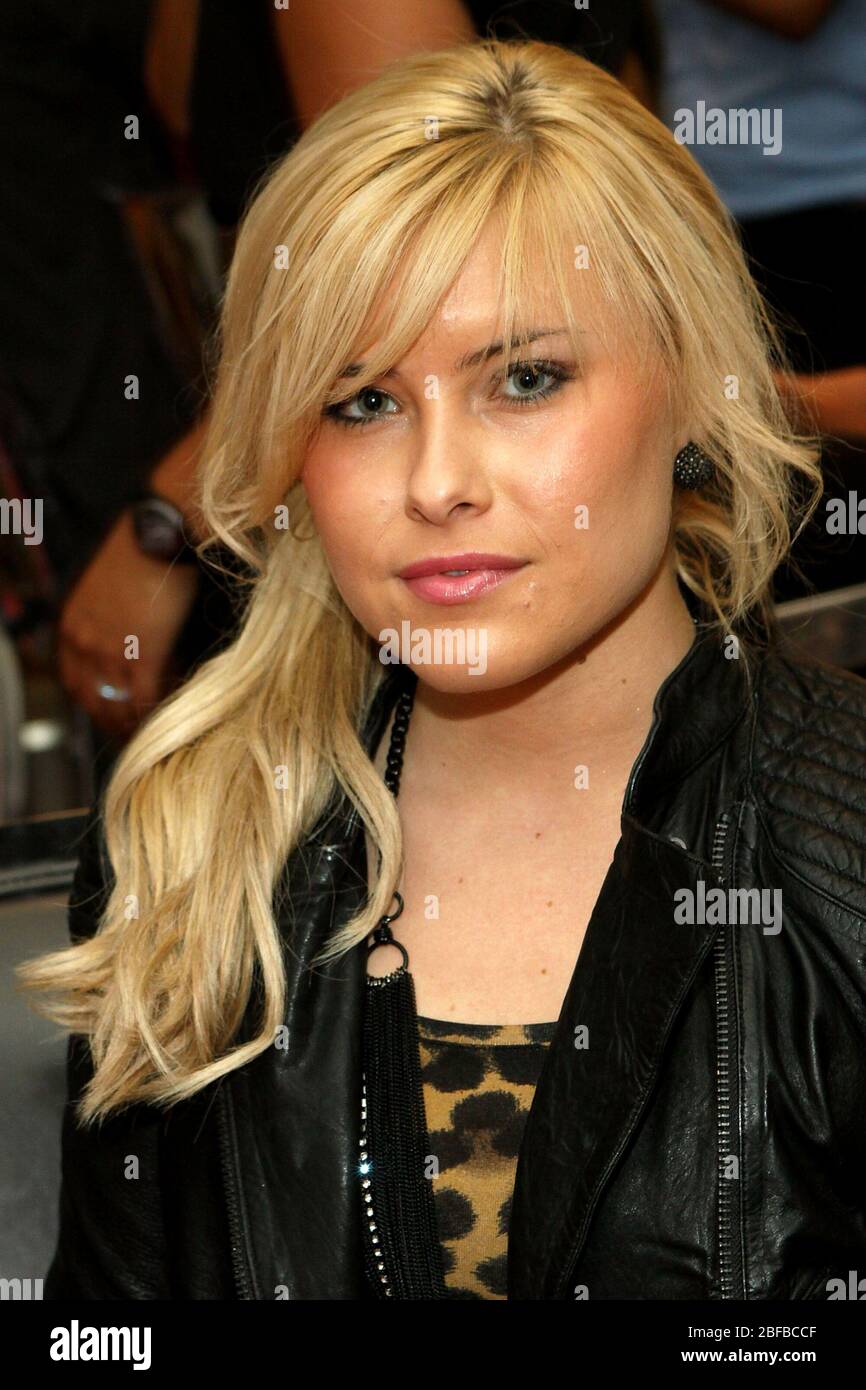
left=17, top=38, right=821, bottom=1122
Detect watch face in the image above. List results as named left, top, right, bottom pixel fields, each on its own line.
left=134, top=499, right=189, bottom=561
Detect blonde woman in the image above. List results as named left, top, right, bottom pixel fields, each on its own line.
left=19, top=39, right=866, bottom=1301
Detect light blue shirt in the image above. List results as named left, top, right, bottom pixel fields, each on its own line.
left=656, top=0, right=866, bottom=218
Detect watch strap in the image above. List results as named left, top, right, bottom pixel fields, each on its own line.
left=130, top=492, right=199, bottom=565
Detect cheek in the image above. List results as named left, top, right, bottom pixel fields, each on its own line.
left=514, top=392, right=673, bottom=635
left=522, top=401, right=671, bottom=553
left=300, top=447, right=344, bottom=532
left=299, top=446, right=396, bottom=633
left=301, top=449, right=371, bottom=562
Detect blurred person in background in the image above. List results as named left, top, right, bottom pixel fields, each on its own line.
left=0, top=0, right=268, bottom=790
left=0, top=0, right=191, bottom=597
left=0, top=0, right=207, bottom=783
left=655, top=0, right=866, bottom=602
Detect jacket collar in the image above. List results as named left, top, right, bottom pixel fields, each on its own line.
left=224, top=626, right=760, bottom=1299
left=623, top=620, right=756, bottom=826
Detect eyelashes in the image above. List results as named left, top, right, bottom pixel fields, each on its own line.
left=322, top=357, right=576, bottom=429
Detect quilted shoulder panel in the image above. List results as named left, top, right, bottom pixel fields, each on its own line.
left=752, top=645, right=866, bottom=922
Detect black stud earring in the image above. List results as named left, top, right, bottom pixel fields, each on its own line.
left=673, top=441, right=714, bottom=490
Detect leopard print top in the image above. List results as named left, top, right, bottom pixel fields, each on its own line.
left=417, top=1014, right=557, bottom=1299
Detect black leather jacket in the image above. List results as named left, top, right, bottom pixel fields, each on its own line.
left=44, top=627, right=866, bottom=1299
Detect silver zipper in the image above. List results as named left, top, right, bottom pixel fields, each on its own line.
left=215, top=1083, right=255, bottom=1299
left=710, top=809, right=745, bottom=1299
left=359, top=1074, right=393, bottom=1295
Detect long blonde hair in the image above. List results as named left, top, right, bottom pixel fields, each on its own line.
left=18, top=38, right=821, bottom=1123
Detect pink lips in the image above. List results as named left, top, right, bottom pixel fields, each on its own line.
left=397, top=552, right=528, bottom=606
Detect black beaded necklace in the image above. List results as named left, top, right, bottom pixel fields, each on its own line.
left=359, top=668, right=446, bottom=1298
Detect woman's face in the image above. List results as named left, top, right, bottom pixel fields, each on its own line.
left=300, top=221, right=685, bottom=692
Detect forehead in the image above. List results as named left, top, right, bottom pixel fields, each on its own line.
left=356, top=216, right=610, bottom=363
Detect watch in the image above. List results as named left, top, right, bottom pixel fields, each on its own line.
left=130, top=492, right=199, bottom=565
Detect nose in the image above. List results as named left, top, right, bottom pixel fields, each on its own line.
left=403, top=402, right=490, bottom=524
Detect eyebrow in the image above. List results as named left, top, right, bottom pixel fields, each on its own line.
left=337, top=326, right=573, bottom=380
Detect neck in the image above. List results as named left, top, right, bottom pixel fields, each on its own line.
left=387, top=560, right=698, bottom=807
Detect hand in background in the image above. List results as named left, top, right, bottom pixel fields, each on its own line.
left=775, top=365, right=866, bottom=445
left=58, top=509, right=200, bottom=737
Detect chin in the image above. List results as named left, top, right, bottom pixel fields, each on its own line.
left=408, top=663, right=498, bottom=693
left=399, top=642, right=565, bottom=695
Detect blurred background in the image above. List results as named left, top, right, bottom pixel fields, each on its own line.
left=1, top=0, right=864, bottom=1291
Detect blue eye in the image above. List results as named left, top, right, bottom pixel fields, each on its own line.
left=498, top=358, right=573, bottom=405
left=323, top=385, right=400, bottom=428
left=322, top=358, right=574, bottom=428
